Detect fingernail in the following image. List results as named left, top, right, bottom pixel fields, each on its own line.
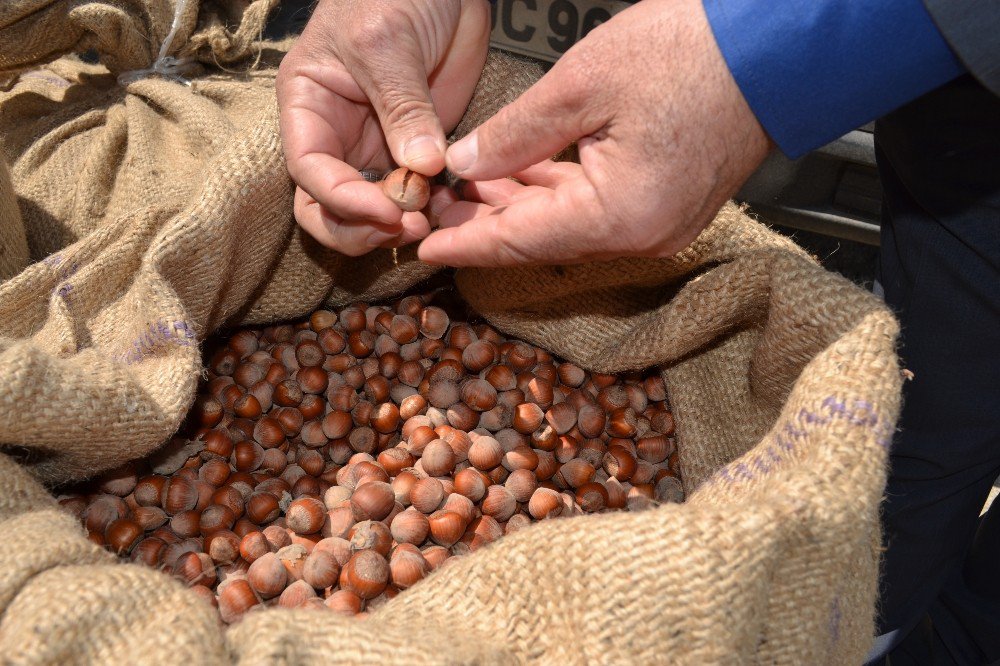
left=403, top=134, right=442, bottom=167
left=366, top=229, right=399, bottom=247
left=448, top=133, right=478, bottom=175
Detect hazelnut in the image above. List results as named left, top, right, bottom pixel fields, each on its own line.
left=278, top=579, right=318, bottom=608
left=421, top=545, right=450, bottom=571
left=468, top=436, right=503, bottom=471
left=482, top=486, right=517, bottom=522
left=218, top=579, right=259, bottom=623
left=441, top=493, right=476, bottom=525
left=381, top=168, right=430, bottom=212
left=575, top=481, right=610, bottom=512
left=162, top=477, right=198, bottom=515
left=461, top=340, right=496, bottom=373
left=199, top=504, right=236, bottom=536
left=105, top=518, right=143, bottom=554
left=376, top=447, right=414, bottom=476
left=314, top=537, right=353, bottom=567
left=416, top=306, right=448, bottom=340
left=98, top=462, right=138, bottom=497
left=505, top=513, right=532, bottom=534
left=460, top=377, right=498, bottom=412
left=262, top=524, right=292, bottom=551
left=391, top=471, right=419, bottom=506
left=132, top=506, right=168, bottom=532
left=274, top=407, right=304, bottom=436
left=348, top=520, right=393, bottom=556
left=277, top=543, right=309, bottom=581
left=420, top=439, right=457, bottom=477
left=302, top=549, right=340, bottom=589
left=321, top=411, right=353, bottom=440
left=342, top=550, right=390, bottom=599
left=453, top=467, right=488, bottom=502
left=295, top=339, right=325, bottom=367
left=465, top=515, right=503, bottom=551
left=286, top=497, right=326, bottom=535
left=603, top=445, right=637, bottom=481
left=169, top=510, right=202, bottom=539
left=205, top=530, right=241, bottom=565
left=350, top=481, right=395, bottom=522
left=389, top=547, right=428, bottom=589
left=246, top=492, right=281, bottom=524
left=544, top=402, right=577, bottom=435
left=133, top=476, right=168, bottom=507
left=427, top=510, right=466, bottom=547
left=626, top=484, right=656, bottom=511
left=173, top=551, right=217, bottom=587
left=325, top=589, right=363, bottom=615
left=654, top=475, right=684, bottom=504
left=505, top=469, right=538, bottom=503
left=605, top=477, right=628, bottom=509
left=132, top=537, right=168, bottom=567
left=512, top=403, right=544, bottom=434
left=651, top=410, right=676, bottom=436
left=500, top=345, right=533, bottom=373
left=636, top=435, right=673, bottom=464
left=390, top=507, right=430, bottom=545
left=409, top=477, right=446, bottom=515
left=247, top=552, right=287, bottom=599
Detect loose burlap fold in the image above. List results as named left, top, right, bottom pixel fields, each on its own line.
left=0, top=1, right=902, bottom=663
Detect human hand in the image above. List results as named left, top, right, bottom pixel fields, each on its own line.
left=417, top=0, right=772, bottom=267
left=276, top=0, right=490, bottom=256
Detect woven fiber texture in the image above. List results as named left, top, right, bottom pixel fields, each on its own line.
left=0, top=158, right=28, bottom=280
left=0, top=1, right=902, bottom=662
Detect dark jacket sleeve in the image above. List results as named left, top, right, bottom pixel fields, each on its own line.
left=922, top=0, right=1000, bottom=95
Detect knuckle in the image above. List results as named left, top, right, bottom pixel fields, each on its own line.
left=346, top=11, right=409, bottom=53
left=381, top=95, right=435, bottom=132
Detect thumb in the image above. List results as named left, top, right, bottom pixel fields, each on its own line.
left=445, top=59, right=604, bottom=181
left=347, top=40, right=448, bottom=175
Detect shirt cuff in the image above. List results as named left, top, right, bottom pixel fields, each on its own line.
left=703, top=0, right=965, bottom=158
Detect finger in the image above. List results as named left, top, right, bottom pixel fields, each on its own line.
left=342, top=15, right=459, bottom=175
left=391, top=211, right=434, bottom=247
left=427, top=185, right=460, bottom=229
left=426, top=0, right=492, bottom=132
left=461, top=179, right=548, bottom=207
left=445, top=50, right=609, bottom=180
left=511, top=160, right=584, bottom=188
left=435, top=200, right=494, bottom=229
left=418, top=178, right=606, bottom=267
left=461, top=158, right=583, bottom=205
left=294, top=187, right=401, bottom=256
left=280, top=100, right=404, bottom=225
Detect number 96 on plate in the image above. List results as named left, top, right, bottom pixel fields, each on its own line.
left=489, top=0, right=633, bottom=64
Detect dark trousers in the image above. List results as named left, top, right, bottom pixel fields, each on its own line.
left=866, top=75, right=1000, bottom=665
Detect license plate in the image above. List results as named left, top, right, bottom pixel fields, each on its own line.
left=489, top=0, right=633, bottom=64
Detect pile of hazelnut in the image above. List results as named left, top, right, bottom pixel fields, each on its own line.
left=58, top=290, right=681, bottom=623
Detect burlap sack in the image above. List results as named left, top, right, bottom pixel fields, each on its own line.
left=0, top=0, right=902, bottom=662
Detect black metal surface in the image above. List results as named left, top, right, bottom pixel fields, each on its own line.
left=738, top=129, right=883, bottom=246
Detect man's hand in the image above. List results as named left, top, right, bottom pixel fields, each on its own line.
left=276, top=0, right=490, bottom=256
left=417, top=0, right=772, bottom=267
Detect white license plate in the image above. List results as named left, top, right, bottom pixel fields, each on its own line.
left=489, top=0, right=633, bottom=64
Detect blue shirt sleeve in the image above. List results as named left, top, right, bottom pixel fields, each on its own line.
left=703, top=0, right=966, bottom=158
